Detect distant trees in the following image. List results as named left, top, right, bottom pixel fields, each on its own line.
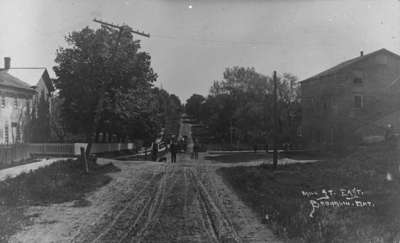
left=187, top=66, right=301, bottom=145
left=151, top=88, right=182, bottom=142
left=119, top=87, right=181, bottom=147
left=185, top=94, right=205, bottom=121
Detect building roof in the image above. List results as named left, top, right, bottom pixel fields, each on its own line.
left=302, top=48, right=400, bottom=83
left=7, top=68, right=54, bottom=92
left=0, top=70, right=36, bottom=92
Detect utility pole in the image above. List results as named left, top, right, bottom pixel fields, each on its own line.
left=273, top=70, right=278, bottom=169
left=230, top=120, right=233, bottom=146
left=87, top=19, right=149, bottom=158
left=93, top=19, right=150, bottom=38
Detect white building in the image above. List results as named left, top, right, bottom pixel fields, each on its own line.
left=0, top=57, right=36, bottom=144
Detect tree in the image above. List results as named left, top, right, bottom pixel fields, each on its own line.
left=53, top=26, right=157, bottom=155
left=50, top=95, right=67, bottom=142
left=185, top=94, right=205, bottom=121
left=201, top=94, right=236, bottom=142
left=193, top=66, right=301, bottom=146
left=151, top=88, right=182, bottom=141
left=165, top=93, right=182, bottom=138
left=25, top=91, right=51, bottom=143
left=35, top=91, right=51, bottom=142
left=122, top=87, right=161, bottom=145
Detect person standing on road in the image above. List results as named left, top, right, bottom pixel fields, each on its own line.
left=193, top=139, right=199, bottom=160
left=253, top=143, right=258, bottom=153
left=170, top=141, right=177, bottom=163
left=151, top=142, right=158, bottom=161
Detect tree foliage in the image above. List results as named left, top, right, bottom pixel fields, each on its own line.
left=24, top=91, right=51, bottom=143
left=53, top=26, right=158, bottom=146
left=151, top=88, right=182, bottom=143
left=185, top=94, right=205, bottom=121
left=189, top=66, right=301, bottom=145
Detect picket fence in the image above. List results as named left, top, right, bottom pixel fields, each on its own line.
left=0, top=142, right=136, bottom=167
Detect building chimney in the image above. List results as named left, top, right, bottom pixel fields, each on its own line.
left=360, top=51, right=364, bottom=57
left=4, top=57, right=10, bottom=70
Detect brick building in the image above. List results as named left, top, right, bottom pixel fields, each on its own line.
left=300, top=49, right=400, bottom=150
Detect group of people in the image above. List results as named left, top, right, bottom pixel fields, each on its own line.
left=149, top=137, right=201, bottom=163
left=253, top=143, right=269, bottom=153
left=145, top=139, right=200, bottom=163
left=169, top=138, right=200, bottom=163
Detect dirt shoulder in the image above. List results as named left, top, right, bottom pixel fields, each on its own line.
left=0, top=158, right=119, bottom=243
left=204, top=165, right=279, bottom=242
left=9, top=160, right=163, bottom=243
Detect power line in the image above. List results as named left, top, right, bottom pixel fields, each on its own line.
left=7, top=67, right=47, bottom=70
left=151, top=33, right=281, bottom=46
left=272, top=70, right=278, bottom=169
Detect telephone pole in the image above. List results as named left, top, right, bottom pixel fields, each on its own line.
left=93, top=19, right=150, bottom=38
left=230, top=120, right=233, bottom=145
left=272, top=70, right=278, bottom=169
left=86, top=19, right=150, bottom=157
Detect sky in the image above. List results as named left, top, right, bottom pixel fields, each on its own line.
left=0, top=0, right=399, bottom=102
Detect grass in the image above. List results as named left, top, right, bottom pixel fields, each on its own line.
left=96, top=149, right=138, bottom=158
left=205, top=152, right=272, bottom=163
left=0, top=158, right=120, bottom=242
left=116, top=149, right=169, bottom=161
left=280, top=150, right=332, bottom=160
left=217, top=144, right=400, bottom=242
left=0, top=157, right=42, bottom=170
left=205, top=151, right=324, bottom=163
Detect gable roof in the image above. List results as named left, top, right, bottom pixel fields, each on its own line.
left=302, top=48, right=400, bottom=83
left=7, top=68, right=54, bottom=92
left=0, top=70, right=36, bottom=92
left=40, top=69, right=55, bottom=92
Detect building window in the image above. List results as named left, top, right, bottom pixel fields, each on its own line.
left=297, top=126, right=303, bottom=137
left=311, top=129, right=315, bottom=142
left=353, top=77, right=363, bottom=84
left=316, top=130, right=322, bottom=143
left=5, top=124, right=9, bottom=144
left=354, top=95, right=363, bottom=108
left=16, top=125, right=21, bottom=143
left=26, top=100, right=30, bottom=113
left=14, top=97, right=18, bottom=109
left=1, top=96, right=5, bottom=108
left=311, top=97, right=316, bottom=111
left=329, top=127, right=334, bottom=145
left=323, top=98, right=329, bottom=111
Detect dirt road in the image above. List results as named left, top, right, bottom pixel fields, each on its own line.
left=10, top=122, right=279, bottom=243
left=10, top=155, right=279, bottom=243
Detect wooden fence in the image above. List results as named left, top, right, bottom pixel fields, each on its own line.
left=0, top=144, right=31, bottom=167
left=0, top=142, right=137, bottom=167
left=28, top=143, right=75, bottom=155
